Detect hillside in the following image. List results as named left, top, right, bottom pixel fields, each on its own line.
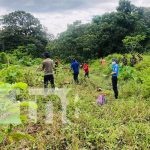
left=0, top=53, right=149, bottom=149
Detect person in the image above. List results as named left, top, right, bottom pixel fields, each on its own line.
left=42, top=52, right=55, bottom=92
left=122, top=54, right=128, bottom=66
left=137, top=53, right=143, bottom=62
left=111, top=59, right=119, bottom=99
left=83, top=62, right=89, bottom=78
left=101, top=57, right=106, bottom=65
left=71, top=59, right=80, bottom=84
left=130, top=54, right=137, bottom=67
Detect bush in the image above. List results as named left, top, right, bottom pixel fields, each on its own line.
left=0, top=65, right=24, bottom=83
left=106, top=53, right=122, bottom=63
left=0, top=52, right=9, bottom=64
left=119, top=66, right=136, bottom=80
left=18, top=56, right=33, bottom=66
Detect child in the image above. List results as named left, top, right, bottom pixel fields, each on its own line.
left=97, top=92, right=106, bottom=105
left=83, top=62, right=89, bottom=78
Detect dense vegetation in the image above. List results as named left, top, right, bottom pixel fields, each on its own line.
left=0, top=0, right=150, bottom=60
left=0, top=0, right=150, bottom=149
left=46, top=0, right=150, bottom=61
left=0, top=11, right=50, bottom=57
left=0, top=52, right=150, bottom=149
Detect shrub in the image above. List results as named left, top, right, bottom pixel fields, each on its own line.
left=119, top=66, right=136, bottom=80
left=0, top=52, right=9, bottom=64
left=0, top=65, right=24, bottom=83
left=106, top=53, right=122, bottom=63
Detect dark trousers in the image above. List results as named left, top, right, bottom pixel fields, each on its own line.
left=73, top=73, right=79, bottom=83
left=84, top=72, right=89, bottom=78
left=44, top=74, right=55, bottom=89
left=112, top=76, right=118, bottom=99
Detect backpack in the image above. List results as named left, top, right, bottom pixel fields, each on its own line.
left=97, top=95, right=106, bottom=105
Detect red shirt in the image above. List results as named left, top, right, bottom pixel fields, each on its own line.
left=83, top=64, right=89, bottom=73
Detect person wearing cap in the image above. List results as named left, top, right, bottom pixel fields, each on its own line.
left=71, top=59, right=80, bottom=84
left=42, top=52, right=55, bottom=91
left=111, top=59, right=119, bottom=99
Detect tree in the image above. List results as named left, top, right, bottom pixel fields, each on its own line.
left=123, top=35, right=146, bottom=52
left=47, top=1, right=150, bottom=61
left=117, top=0, right=133, bottom=14
left=0, top=11, right=48, bottom=56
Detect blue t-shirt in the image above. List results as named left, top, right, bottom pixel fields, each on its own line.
left=71, top=61, right=79, bottom=74
left=112, top=64, right=119, bottom=77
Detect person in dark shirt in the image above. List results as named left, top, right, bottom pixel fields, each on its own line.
left=122, top=54, right=128, bottom=66
left=71, top=59, right=80, bottom=84
left=130, top=54, right=137, bottom=67
left=137, top=53, right=143, bottom=62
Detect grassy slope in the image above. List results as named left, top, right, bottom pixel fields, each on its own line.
left=0, top=54, right=150, bottom=150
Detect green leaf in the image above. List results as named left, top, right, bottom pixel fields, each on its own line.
left=0, top=133, right=5, bottom=143
left=9, top=132, right=35, bottom=142
left=12, top=82, right=28, bottom=90
left=20, top=101, right=38, bottom=109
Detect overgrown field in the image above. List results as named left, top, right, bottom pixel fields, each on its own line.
left=0, top=53, right=150, bottom=150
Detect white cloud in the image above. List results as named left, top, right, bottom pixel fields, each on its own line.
left=0, top=0, right=150, bottom=36
left=34, top=2, right=118, bottom=36
left=34, top=0, right=150, bottom=36
left=0, top=7, right=8, bottom=16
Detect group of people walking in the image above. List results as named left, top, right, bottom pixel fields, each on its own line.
left=41, top=52, right=143, bottom=99
left=122, top=54, right=143, bottom=67
left=71, top=59, right=89, bottom=84
left=41, top=52, right=89, bottom=90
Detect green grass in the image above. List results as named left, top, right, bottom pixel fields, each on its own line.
left=0, top=54, right=150, bottom=149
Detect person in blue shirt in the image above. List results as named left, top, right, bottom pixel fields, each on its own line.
left=71, top=59, right=80, bottom=84
left=111, top=59, right=119, bottom=99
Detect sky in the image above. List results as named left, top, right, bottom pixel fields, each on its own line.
left=0, top=0, right=149, bottom=36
